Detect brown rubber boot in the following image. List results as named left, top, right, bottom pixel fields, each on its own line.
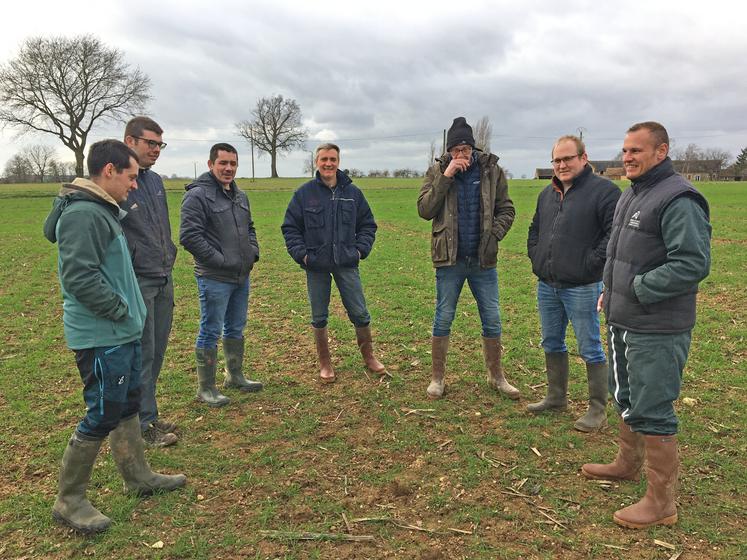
left=426, top=335, right=449, bottom=399
left=527, top=352, right=569, bottom=412
left=355, top=325, right=386, bottom=374
left=614, top=435, right=679, bottom=529
left=313, top=327, right=336, bottom=383
left=574, top=362, right=609, bottom=432
left=581, top=418, right=644, bottom=481
left=482, top=336, right=520, bottom=400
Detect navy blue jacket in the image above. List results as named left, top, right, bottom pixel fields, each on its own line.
left=455, top=154, right=482, bottom=258
left=180, top=172, right=259, bottom=283
left=120, top=168, right=177, bottom=278
left=281, top=170, right=377, bottom=272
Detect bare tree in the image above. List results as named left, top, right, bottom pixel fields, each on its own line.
left=302, top=152, right=315, bottom=177
left=3, top=153, right=32, bottom=183
left=23, top=144, right=56, bottom=182
left=0, top=35, right=150, bottom=176
left=473, top=116, right=492, bottom=153
left=702, top=148, right=731, bottom=170
left=427, top=139, right=438, bottom=169
left=236, top=95, right=306, bottom=178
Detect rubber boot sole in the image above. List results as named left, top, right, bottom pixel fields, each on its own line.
left=613, top=511, right=678, bottom=529
left=52, top=510, right=110, bottom=535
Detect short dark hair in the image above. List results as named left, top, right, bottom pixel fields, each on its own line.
left=315, top=143, right=340, bottom=159
left=627, top=121, right=669, bottom=147
left=87, top=140, right=138, bottom=177
left=209, top=143, right=238, bottom=162
left=124, top=116, right=163, bottom=139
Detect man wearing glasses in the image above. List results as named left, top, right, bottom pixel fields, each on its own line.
left=418, top=117, right=517, bottom=400
left=122, top=117, right=179, bottom=447
left=526, top=135, right=620, bottom=432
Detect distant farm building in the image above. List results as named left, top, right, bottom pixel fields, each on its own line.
left=534, top=159, right=735, bottom=181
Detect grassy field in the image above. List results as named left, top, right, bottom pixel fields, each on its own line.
left=0, top=177, right=744, bottom=559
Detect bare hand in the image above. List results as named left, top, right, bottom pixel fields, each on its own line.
left=303, top=255, right=308, bottom=265
left=443, top=157, right=471, bottom=178
left=597, top=292, right=604, bottom=312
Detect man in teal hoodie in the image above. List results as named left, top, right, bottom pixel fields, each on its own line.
left=44, top=140, right=186, bottom=534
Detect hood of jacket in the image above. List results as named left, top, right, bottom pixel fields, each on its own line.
left=43, top=177, right=124, bottom=243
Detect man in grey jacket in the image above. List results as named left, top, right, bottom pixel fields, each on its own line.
left=180, top=143, right=263, bottom=407
left=582, top=122, right=711, bottom=529
left=122, top=117, right=178, bottom=447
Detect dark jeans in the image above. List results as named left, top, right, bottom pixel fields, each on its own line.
left=608, top=325, right=691, bottom=435
left=305, top=267, right=371, bottom=328
left=137, top=275, right=174, bottom=430
left=74, top=341, right=142, bottom=440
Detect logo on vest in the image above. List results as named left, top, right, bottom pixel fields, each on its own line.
left=117, top=376, right=126, bottom=385
left=628, top=210, right=641, bottom=228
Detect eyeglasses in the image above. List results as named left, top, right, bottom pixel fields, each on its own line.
left=449, top=145, right=473, bottom=156
left=131, top=136, right=167, bottom=150
left=551, top=154, right=581, bottom=166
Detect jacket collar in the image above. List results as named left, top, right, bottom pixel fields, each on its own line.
left=631, top=157, right=676, bottom=192
left=551, top=164, right=593, bottom=192
left=314, top=169, right=352, bottom=190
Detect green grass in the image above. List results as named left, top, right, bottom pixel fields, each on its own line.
left=0, top=178, right=745, bottom=559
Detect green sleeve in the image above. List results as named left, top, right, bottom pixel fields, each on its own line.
left=633, top=196, right=711, bottom=304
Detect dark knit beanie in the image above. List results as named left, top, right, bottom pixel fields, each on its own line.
left=446, top=117, right=475, bottom=150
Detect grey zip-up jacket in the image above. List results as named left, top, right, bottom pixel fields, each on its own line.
left=179, top=172, right=259, bottom=283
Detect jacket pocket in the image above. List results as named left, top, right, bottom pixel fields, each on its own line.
left=431, top=224, right=449, bottom=263
left=305, top=206, right=325, bottom=228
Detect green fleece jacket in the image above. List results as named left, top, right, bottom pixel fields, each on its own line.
left=43, top=178, right=145, bottom=350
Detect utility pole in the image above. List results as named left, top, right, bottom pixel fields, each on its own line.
left=577, top=127, right=587, bottom=141
left=442, top=129, right=446, bottom=155
left=250, top=131, right=255, bottom=182
left=193, top=162, right=197, bottom=180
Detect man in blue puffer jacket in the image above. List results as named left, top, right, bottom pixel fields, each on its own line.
left=282, top=143, right=386, bottom=383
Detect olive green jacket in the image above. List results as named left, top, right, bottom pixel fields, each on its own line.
left=417, top=151, right=515, bottom=268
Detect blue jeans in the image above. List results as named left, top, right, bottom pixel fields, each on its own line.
left=433, top=258, right=501, bottom=337
left=137, top=274, right=174, bottom=430
left=195, top=275, right=250, bottom=348
left=74, top=341, right=142, bottom=440
left=537, top=280, right=605, bottom=363
left=306, top=267, right=370, bottom=328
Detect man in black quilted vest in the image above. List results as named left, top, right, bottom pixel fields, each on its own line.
left=582, top=122, right=711, bottom=529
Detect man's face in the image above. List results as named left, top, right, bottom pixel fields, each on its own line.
left=316, top=149, right=339, bottom=183
left=552, top=139, right=587, bottom=185
left=622, top=129, right=668, bottom=180
left=126, top=129, right=163, bottom=169
left=209, top=150, right=239, bottom=187
left=107, top=157, right=139, bottom=202
left=448, top=144, right=473, bottom=162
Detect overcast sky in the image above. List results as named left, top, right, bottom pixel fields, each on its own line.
left=1, top=0, right=745, bottom=179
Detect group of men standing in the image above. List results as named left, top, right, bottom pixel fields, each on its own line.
left=417, top=117, right=710, bottom=530
left=45, top=115, right=710, bottom=534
